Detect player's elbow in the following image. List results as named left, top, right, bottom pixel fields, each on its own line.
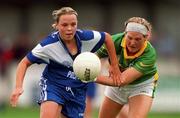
left=104, top=32, right=112, bottom=42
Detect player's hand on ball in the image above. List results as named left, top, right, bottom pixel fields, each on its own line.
left=10, top=87, right=24, bottom=107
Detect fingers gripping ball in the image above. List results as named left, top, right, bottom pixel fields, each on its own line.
left=73, top=52, right=101, bottom=83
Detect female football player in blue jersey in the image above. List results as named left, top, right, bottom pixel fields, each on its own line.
left=10, top=7, right=120, bottom=118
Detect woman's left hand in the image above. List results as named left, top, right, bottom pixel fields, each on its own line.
left=109, top=65, right=121, bottom=86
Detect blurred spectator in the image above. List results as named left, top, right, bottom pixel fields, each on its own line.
left=0, top=33, right=32, bottom=77
left=11, top=33, right=33, bottom=61
left=0, top=33, right=13, bottom=77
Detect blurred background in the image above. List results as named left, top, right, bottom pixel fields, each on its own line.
left=0, top=0, right=180, bottom=118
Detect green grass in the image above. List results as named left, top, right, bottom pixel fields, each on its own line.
left=148, top=112, right=180, bottom=118
left=0, top=106, right=40, bottom=118
left=92, top=109, right=180, bottom=118
left=0, top=106, right=180, bottom=118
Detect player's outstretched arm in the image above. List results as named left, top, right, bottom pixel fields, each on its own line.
left=10, top=56, right=32, bottom=107
left=104, top=32, right=121, bottom=86
left=95, top=75, right=115, bottom=86
left=96, top=67, right=143, bottom=87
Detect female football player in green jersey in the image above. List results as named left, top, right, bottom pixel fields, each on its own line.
left=95, top=17, right=158, bottom=118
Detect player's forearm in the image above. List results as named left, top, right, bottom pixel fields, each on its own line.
left=104, top=33, right=118, bottom=66
left=96, top=75, right=140, bottom=87
left=95, top=76, right=116, bottom=86
left=15, top=57, right=32, bottom=88
left=119, top=67, right=143, bottom=86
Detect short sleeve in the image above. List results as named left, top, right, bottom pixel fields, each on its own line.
left=26, top=44, right=50, bottom=64
left=133, top=47, right=157, bottom=75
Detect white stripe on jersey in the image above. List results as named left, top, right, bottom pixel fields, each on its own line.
left=32, top=42, right=73, bottom=65
left=32, top=44, right=50, bottom=63
left=81, top=31, right=102, bottom=52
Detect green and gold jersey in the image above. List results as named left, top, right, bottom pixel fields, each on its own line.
left=97, top=33, right=158, bottom=84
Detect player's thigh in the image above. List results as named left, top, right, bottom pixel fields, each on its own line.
left=128, top=95, right=153, bottom=118
left=99, top=96, right=123, bottom=118
left=117, top=104, right=129, bottom=118
left=40, top=101, right=62, bottom=118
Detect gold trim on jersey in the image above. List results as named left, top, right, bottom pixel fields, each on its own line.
left=152, top=72, right=158, bottom=98
left=139, top=62, right=154, bottom=67
left=153, top=72, right=159, bottom=87
left=121, top=37, right=148, bottom=59
left=154, top=72, right=159, bottom=81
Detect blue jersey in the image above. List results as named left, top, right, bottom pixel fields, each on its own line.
left=27, top=29, right=105, bottom=88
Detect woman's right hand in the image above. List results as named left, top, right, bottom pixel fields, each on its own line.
left=10, top=87, right=24, bottom=107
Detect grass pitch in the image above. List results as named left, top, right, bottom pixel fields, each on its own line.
left=0, top=106, right=180, bottom=118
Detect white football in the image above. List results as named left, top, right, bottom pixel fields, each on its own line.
left=73, top=52, right=101, bottom=83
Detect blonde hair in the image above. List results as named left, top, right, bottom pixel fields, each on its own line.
left=52, top=7, right=78, bottom=29
left=125, top=17, right=152, bottom=33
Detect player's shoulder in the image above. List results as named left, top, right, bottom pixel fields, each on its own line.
left=112, top=32, right=125, bottom=42
left=139, top=41, right=157, bottom=62
left=40, top=31, right=59, bottom=47
left=145, top=42, right=157, bottom=56
left=76, top=29, right=105, bottom=41
left=112, top=32, right=125, bottom=38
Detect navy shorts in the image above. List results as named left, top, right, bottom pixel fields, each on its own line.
left=86, top=82, right=96, bottom=99
left=38, top=77, right=87, bottom=118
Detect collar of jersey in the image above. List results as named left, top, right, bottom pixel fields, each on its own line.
left=121, top=37, right=147, bottom=59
